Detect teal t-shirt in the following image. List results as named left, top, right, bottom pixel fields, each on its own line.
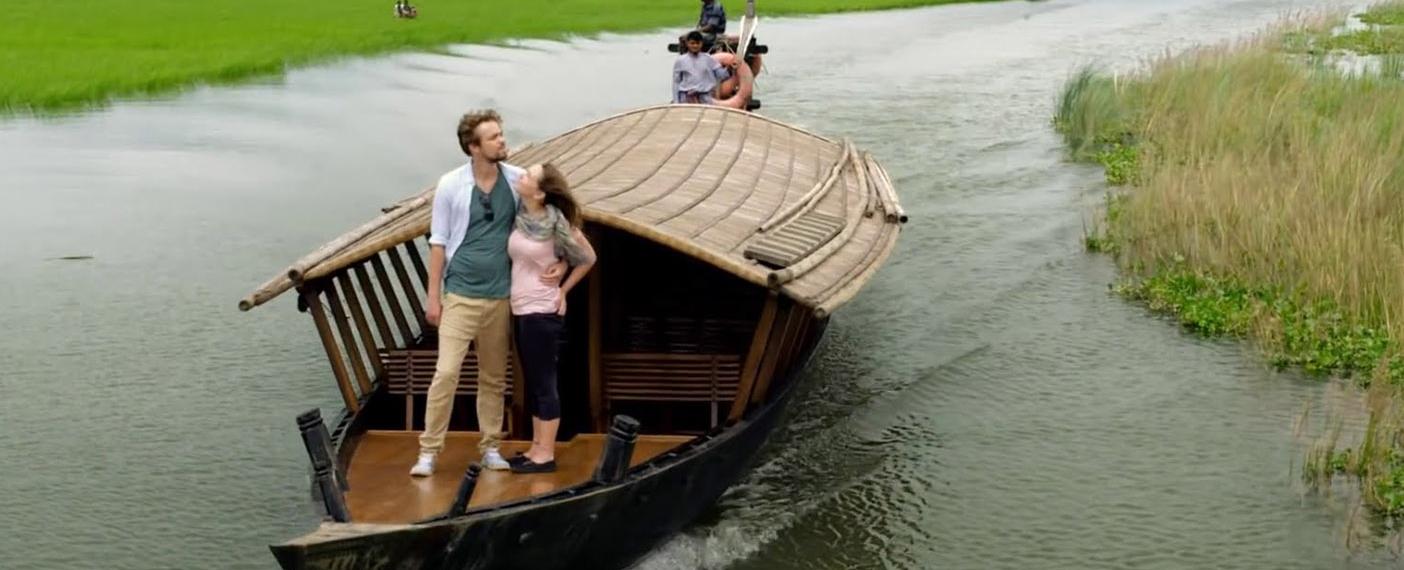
left=445, top=168, right=514, bottom=299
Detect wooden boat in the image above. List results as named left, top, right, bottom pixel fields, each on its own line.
left=239, top=104, right=905, bottom=569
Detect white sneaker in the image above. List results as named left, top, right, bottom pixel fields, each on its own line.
left=482, top=448, right=510, bottom=471
left=409, top=453, right=435, bottom=477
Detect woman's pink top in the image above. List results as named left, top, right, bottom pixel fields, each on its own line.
left=507, top=228, right=595, bottom=316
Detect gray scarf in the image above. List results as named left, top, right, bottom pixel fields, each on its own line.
left=515, top=204, right=590, bottom=266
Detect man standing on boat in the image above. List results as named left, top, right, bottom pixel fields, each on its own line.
left=412, top=110, right=563, bottom=476
left=674, top=30, right=729, bottom=104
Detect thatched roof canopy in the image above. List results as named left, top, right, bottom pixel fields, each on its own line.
left=241, top=105, right=904, bottom=317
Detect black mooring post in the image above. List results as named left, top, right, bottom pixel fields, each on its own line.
left=592, top=415, right=640, bottom=484
left=298, top=408, right=349, bottom=490
left=297, top=409, right=335, bottom=474
left=447, top=463, right=483, bottom=518
left=314, top=461, right=351, bottom=522
left=298, top=408, right=350, bottom=522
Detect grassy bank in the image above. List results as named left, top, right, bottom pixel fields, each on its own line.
left=1054, top=3, right=1404, bottom=515
left=1, top=0, right=994, bottom=116
left=1319, top=1, right=1404, bottom=54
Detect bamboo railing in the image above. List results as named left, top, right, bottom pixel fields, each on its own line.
left=294, top=237, right=433, bottom=411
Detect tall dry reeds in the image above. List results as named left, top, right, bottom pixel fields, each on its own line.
left=1059, top=23, right=1404, bottom=380
left=1056, top=11, right=1404, bottom=515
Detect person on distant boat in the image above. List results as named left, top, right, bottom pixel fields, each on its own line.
left=411, top=110, right=565, bottom=477
left=697, top=0, right=727, bottom=43
left=674, top=31, right=729, bottom=104
left=503, top=163, right=596, bottom=474
left=676, top=0, right=727, bottom=54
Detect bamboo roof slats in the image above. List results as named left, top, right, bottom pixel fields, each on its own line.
left=767, top=151, right=873, bottom=287
left=781, top=178, right=900, bottom=314
left=545, top=109, right=671, bottom=188
left=812, top=220, right=901, bottom=318
left=671, top=122, right=784, bottom=237
left=600, top=112, right=735, bottom=213
left=696, top=129, right=830, bottom=255
left=646, top=118, right=771, bottom=234
left=786, top=165, right=902, bottom=316
left=525, top=123, right=599, bottom=171
left=627, top=112, right=756, bottom=223
left=758, top=139, right=852, bottom=233
left=743, top=211, right=846, bottom=268
left=581, top=109, right=720, bottom=206
left=241, top=105, right=904, bottom=315
left=574, top=107, right=702, bottom=195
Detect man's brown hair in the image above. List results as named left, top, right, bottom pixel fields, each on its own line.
left=457, top=109, right=502, bottom=157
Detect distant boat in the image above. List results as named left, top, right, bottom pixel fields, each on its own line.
left=239, top=104, right=906, bottom=569
left=668, top=0, right=768, bottom=111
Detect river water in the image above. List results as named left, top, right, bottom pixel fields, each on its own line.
left=0, top=0, right=1387, bottom=568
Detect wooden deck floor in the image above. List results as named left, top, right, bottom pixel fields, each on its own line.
left=344, top=430, right=693, bottom=523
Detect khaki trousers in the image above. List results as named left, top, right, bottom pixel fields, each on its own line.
left=418, top=293, right=510, bottom=456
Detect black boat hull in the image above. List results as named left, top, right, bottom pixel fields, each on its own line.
left=272, top=319, right=826, bottom=570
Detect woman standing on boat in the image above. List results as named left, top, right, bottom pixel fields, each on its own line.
left=507, top=163, right=596, bottom=473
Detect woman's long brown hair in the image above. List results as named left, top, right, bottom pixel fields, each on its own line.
left=538, top=163, right=582, bottom=227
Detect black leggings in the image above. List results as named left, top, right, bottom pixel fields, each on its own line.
left=514, top=313, right=563, bottom=421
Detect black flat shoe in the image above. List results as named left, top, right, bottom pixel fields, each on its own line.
left=510, top=458, right=557, bottom=474
left=507, top=453, right=531, bottom=467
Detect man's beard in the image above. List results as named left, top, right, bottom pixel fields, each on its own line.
left=479, top=148, right=507, bottom=163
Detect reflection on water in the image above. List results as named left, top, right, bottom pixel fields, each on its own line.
left=0, top=0, right=1389, bottom=568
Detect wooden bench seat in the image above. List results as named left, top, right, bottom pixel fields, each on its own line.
left=619, top=316, right=752, bottom=354
left=380, top=349, right=515, bottom=430
left=601, top=353, right=741, bottom=428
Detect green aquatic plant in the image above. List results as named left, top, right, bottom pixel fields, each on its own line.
left=1114, top=267, right=1399, bottom=383
left=1330, top=449, right=1354, bottom=474
left=1296, top=1, right=1404, bottom=56
left=1094, top=142, right=1139, bottom=186
left=1360, top=0, right=1404, bottom=26
left=1267, top=298, right=1397, bottom=382
left=1115, top=269, right=1259, bottom=338
left=1319, top=28, right=1404, bottom=55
